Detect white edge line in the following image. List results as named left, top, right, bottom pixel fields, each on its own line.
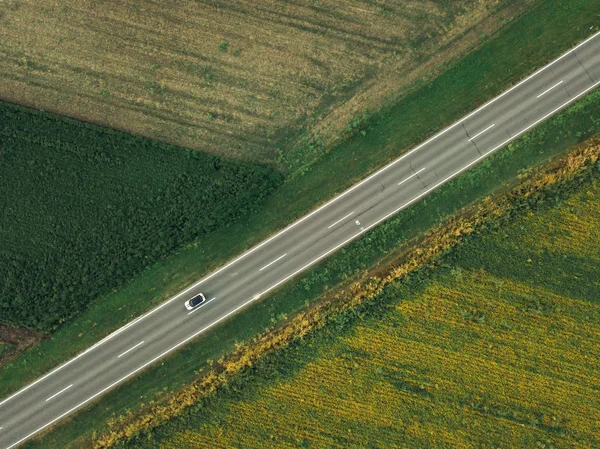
left=117, top=341, right=145, bottom=359
left=259, top=254, right=287, bottom=272
left=468, top=123, right=495, bottom=141
left=44, top=384, right=73, bottom=403
left=8, top=78, right=600, bottom=449
left=537, top=80, right=564, bottom=98
left=327, top=211, right=355, bottom=229
left=187, top=297, right=217, bottom=316
left=2, top=30, right=599, bottom=412
left=259, top=79, right=600, bottom=298
left=398, top=167, right=426, bottom=186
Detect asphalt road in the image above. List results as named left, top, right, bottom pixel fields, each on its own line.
left=1, top=30, right=600, bottom=449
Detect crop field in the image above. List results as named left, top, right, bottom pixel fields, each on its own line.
left=0, top=0, right=532, bottom=167
left=0, top=103, right=282, bottom=332
left=132, top=178, right=600, bottom=449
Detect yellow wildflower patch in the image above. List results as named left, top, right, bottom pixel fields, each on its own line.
left=157, top=183, right=600, bottom=448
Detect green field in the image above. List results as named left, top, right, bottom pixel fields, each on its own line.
left=0, top=104, right=282, bottom=331
left=0, top=343, right=13, bottom=358
left=116, top=156, right=600, bottom=449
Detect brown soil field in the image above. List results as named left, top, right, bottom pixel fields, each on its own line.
left=0, top=0, right=533, bottom=166
left=0, top=325, right=45, bottom=369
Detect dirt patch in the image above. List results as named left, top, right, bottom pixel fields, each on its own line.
left=0, top=0, right=534, bottom=167
left=0, top=325, right=46, bottom=368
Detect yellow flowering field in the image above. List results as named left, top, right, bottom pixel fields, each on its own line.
left=134, top=182, right=600, bottom=448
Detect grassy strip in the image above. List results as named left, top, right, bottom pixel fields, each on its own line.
left=0, top=0, right=597, bottom=429
left=24, top=81, right=600, bottom=448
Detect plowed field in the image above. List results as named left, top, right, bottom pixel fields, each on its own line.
left=0, top=0, right=531, bottom=166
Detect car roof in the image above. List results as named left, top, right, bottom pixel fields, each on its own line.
left=191, top=294, right=205, bottom=304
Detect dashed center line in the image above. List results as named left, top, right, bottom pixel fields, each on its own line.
left=117, top=341, right=145, bottom=359
left=187, top=297, right=216, bottom=315
left=45, top=384, right=73, bottom=402
left=537, top=80, right=564, bottom=98
left=398, top=167, right=426, bottom=186
left=259, top=254, right=287, bottom=272
left=468, top=123, right=495, bottom=141
left=327, top=212, right=355, bottom=229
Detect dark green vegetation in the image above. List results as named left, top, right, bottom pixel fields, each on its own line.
left=0, top=104, right=282, bottom=331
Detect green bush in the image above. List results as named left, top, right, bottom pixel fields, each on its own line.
left=218, top=40, right=229, bottom=53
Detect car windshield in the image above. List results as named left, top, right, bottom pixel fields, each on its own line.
left=191, top=295, right=204, bottom=306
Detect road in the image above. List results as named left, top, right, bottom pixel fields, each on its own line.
left=1, top=30, right=599, bottom=449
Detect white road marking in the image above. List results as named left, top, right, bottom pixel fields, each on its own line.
left=257, top=78, right=600, bottom=299
left=398, top=167, right=426, bottom=186
left=259, top=254, right=287, bottom=272
left=187, top=297, right=216, bottom=316
left=468, top=123, right=495, bottom=141
left=5, top=39, right=600, bottom=449
left=327, top=212, right=355, bottom=229
left=537, top=80, right=564, bottom=98
left=45, top=385, right=73, bottom=403
left=259, top=230, right=368, bottom=298
left=117, top=341, right=145, bottom=359
left=3, top=31, right=599, bottom=413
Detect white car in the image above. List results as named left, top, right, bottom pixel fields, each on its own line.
left=185, top=293, right=207, bottom=310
